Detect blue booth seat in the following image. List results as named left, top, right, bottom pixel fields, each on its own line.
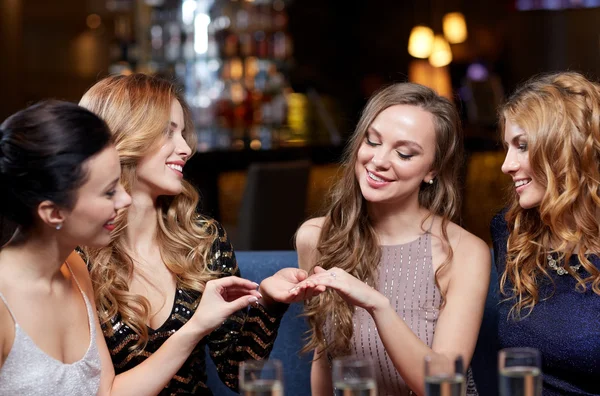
left=205, top=251, right=312, bottom=396
left=471, top=250, right=499, bottom=396
left=206, top=250, right=500, bottom=396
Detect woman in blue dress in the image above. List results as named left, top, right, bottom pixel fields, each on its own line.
left=492, top=71, right=600, bottom=395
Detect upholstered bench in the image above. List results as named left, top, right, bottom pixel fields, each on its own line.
left=205, top=251, right=312, bottom=396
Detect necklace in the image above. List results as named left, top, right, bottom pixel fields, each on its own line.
left=547, top=254, right=581, bottom=275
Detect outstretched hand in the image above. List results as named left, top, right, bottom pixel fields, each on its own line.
left=259, top=267, right=327, bottom=304
left=300, top=266, right=389, bottom=313
left=191, top=276, right=262, bottom=334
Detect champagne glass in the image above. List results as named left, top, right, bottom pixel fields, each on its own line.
left=424, top=354, right=465, bottom=396
left=332, top=357, right=377, bottom=396
left=498, top=348, right=542, bottom=396
left=239, top=359, right=283, bottom=396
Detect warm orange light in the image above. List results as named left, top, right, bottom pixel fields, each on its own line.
left=408, top=60, right=453, bottom=100
left=429, top=35, right=452, bottom=67
left=229, top=58, right=243, bottom=80
left=250, top=139, right=262, bottom=150
left=244, top=56, right=259, bottom=78
left=407, top=25, right=434, bottom=59
left=86, top=14, right=102, bottom=29
left=230, top=82, right=246, bottom=104
left=443, top=12, right=467, bottom=44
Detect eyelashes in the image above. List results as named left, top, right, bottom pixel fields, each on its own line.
left=365, top=136, right=414, bottom=160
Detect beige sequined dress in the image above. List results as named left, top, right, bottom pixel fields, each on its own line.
left=328, top=231, right=478, bottom=395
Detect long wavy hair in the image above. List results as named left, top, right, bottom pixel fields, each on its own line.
left=79, top=74, right=219, bottom=351
left=499, top=71, right=600, bottom=319
left=303, top=83, right=464, bottom=358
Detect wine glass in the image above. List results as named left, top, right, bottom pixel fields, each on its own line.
left=239, top=359, right=283, bottom=396
left=498, top=348, right=542, bottom=396
left=423, top=354, right=465, bottom=396
left=332, top=357, right=377, bottom=396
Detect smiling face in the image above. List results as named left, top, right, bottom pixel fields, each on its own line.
left=354, top=104, right=437, bottom=206
left=501, top=118, right=546, bottom=209
left=62, top=145, right=131, bottom=247
left=134, top=100, right=192, bottom=199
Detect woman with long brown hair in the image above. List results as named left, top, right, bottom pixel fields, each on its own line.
left=296, top=82, right=490, bottom=395
left=494, top=71, right=600, bottom=395
left=79, top=73, right=320, bottom=394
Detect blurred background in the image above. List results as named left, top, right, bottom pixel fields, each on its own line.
left=1, top=0, right=599, bottom=249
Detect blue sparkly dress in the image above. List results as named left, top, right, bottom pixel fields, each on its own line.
left=491, top=211, right=600, bottom=396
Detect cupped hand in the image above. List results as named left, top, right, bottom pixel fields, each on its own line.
left=259, top=267, right=327, bottom=304
left=301, top=266, right=389, bottom=313
left=191, top=276, right=262, bottom=334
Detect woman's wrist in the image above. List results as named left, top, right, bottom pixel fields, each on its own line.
left=180, top=319, right=210, bottom=342
left=257, top=285, right=276, bottom=307
left=367, top=293, right=391, bottom=316
left=256, top=284, right=289, bottom=315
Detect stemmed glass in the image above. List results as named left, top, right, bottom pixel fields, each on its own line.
left=332, top=357, right=377, bottom=396
left=498, top=348, right=542, bottom=396
left=239, top=359, right=284, bottom=396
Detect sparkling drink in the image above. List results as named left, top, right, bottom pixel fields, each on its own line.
left=424, top=374, right=465, bottom=396
left=499, top=366, right=542, bottom=396
left=240, top=360, right=283, bottom=396
left=334, top=378, right=377, bottom=396
left=332, top=358, right=377, bottom=396
left=240, top=379, right=283, bottom=396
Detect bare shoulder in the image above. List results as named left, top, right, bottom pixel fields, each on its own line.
left=296, top=217, right=325, bottom=272
left=448, top=222, right=489, bottom=255
left=65, top=250, right=95, bottom=302
left=443, top=221, right=491, bottom=278
left=431, top=219, right=491, bottom=270
left=296, top=217, right=325, bottom=250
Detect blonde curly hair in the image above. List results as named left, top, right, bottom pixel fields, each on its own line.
left=499, top=71, right=600, bottom=319
left=79, top=74, right=219, bottom=351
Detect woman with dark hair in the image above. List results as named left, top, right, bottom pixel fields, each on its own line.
left=296, top=83, right=491, bottom=396
left=0, top=100, right=130, bottom=393
left=0, top=101, right=265, bottom=395
left=79, top=73, right=321, bottom=394
left=493, top=71, right=600, bottom=395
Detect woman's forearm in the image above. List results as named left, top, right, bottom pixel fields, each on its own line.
left=311, top=349, right=333, bottom=396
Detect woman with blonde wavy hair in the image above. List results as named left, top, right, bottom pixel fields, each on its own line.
left=79, top=73, right=321, bottom=395
left=295, top=82, right=490, bottom=395
left=493, top=71, right=600, bottom=395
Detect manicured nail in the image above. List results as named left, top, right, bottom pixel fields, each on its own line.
left=249, top=296, right=258, bottom=303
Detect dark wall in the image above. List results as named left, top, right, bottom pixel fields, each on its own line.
left=503, top=8, right=600, bottom=87
left=287, top=0, right=600, bottom=124
left=2, top=0, right=599, bottom=123
left=0, top=0, right=111, bottom=122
